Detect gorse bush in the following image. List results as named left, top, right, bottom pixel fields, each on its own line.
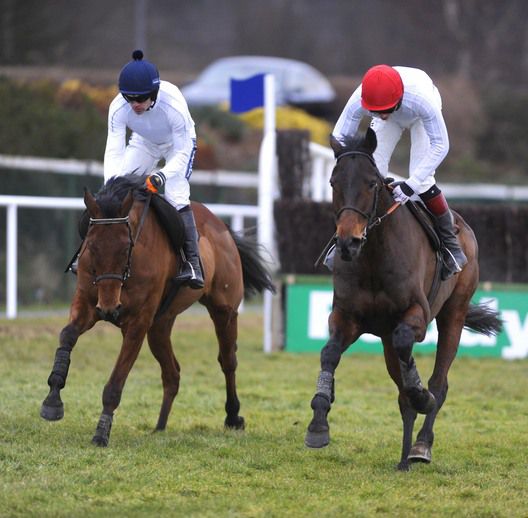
left=0, top=77, right=107, bottom=159
left=239, top=105, right=332, bottom=146
left=190, top=105, right=247, bottom=142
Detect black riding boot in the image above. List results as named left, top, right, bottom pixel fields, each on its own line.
left=175, top=206, right=204, bottom=289
left=69, top=210, right=90, bottom=274
left=434, top=211, right=468, bottom=280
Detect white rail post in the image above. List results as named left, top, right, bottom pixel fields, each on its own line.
left=258, top=74, right=278, bottom=354
left=6, top=203, right=18, bottom=319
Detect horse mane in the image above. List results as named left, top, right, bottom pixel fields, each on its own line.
left=331, top=127, right=377, bottom=159
left=95, top=174, right=150, bottom=217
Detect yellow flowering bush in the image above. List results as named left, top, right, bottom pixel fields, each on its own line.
left=57, top=79, right=118, bottom=114
left=238, top=106, right=331, bottom=146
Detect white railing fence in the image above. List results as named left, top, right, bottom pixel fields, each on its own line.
left=3, top=144, right=528, bottom=324
left=0, top=195, right=258, bottom=320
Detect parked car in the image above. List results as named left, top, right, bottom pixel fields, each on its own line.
left=181, top=56, right=336, bottom=115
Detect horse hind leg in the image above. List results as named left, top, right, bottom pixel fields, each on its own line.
left=208, top=305, right=244, bottom=430
left=146, top=318, right=181, bottom=431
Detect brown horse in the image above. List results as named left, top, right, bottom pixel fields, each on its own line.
left=305, top=128, right=501, bottom=470
left=41, top=174, right=274, bottom=446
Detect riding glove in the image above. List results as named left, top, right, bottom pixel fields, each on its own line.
left=391, top=181, right=414, bottom=205
left=146, top=172, right=166, bottom=193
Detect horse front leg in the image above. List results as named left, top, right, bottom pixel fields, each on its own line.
left=146, top=315, right=180, bottom=432
left=305, top=311, right=360, bottom=449
left=393, top=304, right=435, bottom=415
left=92, top=322, right=148, bottom=447
left=382, top=337, right=418, bottom=471
left=41, top=302, right=97, bottom=421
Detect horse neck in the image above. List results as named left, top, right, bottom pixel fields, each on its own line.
left=128, top=200, right=150, bottom=243
left=367, top=188, right=415, bottom=249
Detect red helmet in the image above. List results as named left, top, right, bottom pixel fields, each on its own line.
left=361, top=65, right=403, bottom=111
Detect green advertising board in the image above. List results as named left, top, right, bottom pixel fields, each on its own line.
left=285, top=283, right=528, bottom=359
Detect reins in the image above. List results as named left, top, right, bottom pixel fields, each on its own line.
left=88, top=193, right=152, bottom=285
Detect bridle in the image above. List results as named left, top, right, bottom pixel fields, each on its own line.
left=334, top=151, right=399, bottom=235
left=314, top=149, right=401, bottom=268
left=87, top=194, right=152, bottom=285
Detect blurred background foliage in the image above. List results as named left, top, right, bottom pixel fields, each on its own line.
left=0, top=75, right=526, bottom=182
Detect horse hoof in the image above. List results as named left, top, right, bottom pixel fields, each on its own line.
left=225, top=416, right=245, bottom=430
left=305, top=429, right=330, bottom=449
left=408, top=441, right=432, bottom=463
left=397, top=460, right=410, bottom=472
left=91, top=435, right=109, bottom=447
left=40, top=402, right=64, bottom=421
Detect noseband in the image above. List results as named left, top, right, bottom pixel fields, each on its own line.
left=87, top=194, right=152, bottom=285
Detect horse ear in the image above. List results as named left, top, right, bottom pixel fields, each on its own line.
left=84, top=188, right=101, bottom=218
left=330, top=135, right=344, bottom=158
left=119, top=190, right=134, bottom=217
left=365, top=127, right=377, bottom=154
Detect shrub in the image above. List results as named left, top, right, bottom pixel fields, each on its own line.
left=0, top=77, right=107, bottom=159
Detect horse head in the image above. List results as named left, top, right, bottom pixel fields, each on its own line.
left=83, top=186, right=135, bottom=324
left=329, top=127, right=388, bottom=261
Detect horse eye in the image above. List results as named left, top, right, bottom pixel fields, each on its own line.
left=369, top=180, right=377, bottom=189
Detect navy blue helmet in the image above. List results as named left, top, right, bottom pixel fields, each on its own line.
left=118, top=50, right=160, bottom=100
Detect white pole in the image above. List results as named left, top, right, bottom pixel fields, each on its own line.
left=258, top=74, right=278, bottom=353
left=6, top=204, right=17, bottom=319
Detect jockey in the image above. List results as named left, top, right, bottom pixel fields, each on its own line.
left=104, top=50, right=203, bottom=289
left=332, top=64, right=467, bottom=280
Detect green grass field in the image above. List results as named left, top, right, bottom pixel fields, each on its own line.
left=1, top=309, right=527, bottom=517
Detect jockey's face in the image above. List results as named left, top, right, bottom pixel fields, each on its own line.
left=369, top=98, right=402, bottom=121
left=130, top=98, right=152, bottom=115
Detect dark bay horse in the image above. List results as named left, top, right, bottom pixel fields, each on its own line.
left=41, top=174, right=274, bottom=446
left=305, top=128, right=501, bottom=470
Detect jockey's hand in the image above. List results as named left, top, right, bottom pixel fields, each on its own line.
left=146, top=172, right=166, bottom=193
left=391, top=181, right=414, bottom=205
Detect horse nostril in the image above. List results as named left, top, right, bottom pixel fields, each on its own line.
left=112, top=304, right=123, bottom=321
left=337, top=236, right=363, bottom=261
left=96, top=304, right=123, bottom=323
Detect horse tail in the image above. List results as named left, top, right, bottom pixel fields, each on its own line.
left=229, top=229, right=276, bottom=299
left=464, top=303, right=503, bottom=336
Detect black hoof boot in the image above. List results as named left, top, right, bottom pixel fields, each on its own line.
left=305, top=394, right=331, bottom=448
left=91, top=414, right=113, bottom=447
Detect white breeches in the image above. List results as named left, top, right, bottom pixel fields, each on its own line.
left=370, top=117, right=436, bottom=194
left=119, top=134, right=195, bottom=209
